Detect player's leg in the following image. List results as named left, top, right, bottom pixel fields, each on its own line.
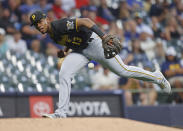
left=82, top=33, right=160, bottom=84
left=82, top=33, right=171, bottom=93
left=42, top=52, right=89, bottom=118
left=102, top=55, right=161, bottom=82
left=100, top=55, right=170, bottom=93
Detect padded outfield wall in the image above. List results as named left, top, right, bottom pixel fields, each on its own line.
left=0, top=90, right=183, bottom=128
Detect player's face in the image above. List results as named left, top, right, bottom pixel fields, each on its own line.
left=35, top=18, right=49, bottom=34
left=167, top=55, right=175, bottom=61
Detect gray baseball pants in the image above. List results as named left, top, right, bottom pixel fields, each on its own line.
left=55, top=33, right=162, bottom=117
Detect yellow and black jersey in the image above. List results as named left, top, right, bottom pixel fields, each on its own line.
left=50, top=18, right=92, bottom=51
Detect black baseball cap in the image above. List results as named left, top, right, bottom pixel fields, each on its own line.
left=30, top=11, right=46, bottom=26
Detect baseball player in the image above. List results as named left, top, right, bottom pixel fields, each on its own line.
left=30, top=11, right=171, bottom=118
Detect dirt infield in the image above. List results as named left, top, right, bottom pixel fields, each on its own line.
left=0, top=118, right=181, bottom=131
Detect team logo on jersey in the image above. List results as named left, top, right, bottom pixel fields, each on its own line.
left=66, top=21, right=74, bottom=30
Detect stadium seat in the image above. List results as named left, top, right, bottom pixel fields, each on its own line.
left=17, top=74, right=30, bottom=84
left=0, top=83, right=16, bottom=93
left=0, top=74, right=10, bottom=83
left=37, top=74, right=49, bottom=84
left=1, top=51, right=60, bottom=93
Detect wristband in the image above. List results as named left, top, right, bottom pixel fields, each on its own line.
left=90, top=25, right=105, bottom=38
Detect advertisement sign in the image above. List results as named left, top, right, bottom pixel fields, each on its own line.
left=29, top=96, right=54, bottom=118
left=68, top=101, right=111, bottom=116
left=53, top=91, right=125, bottom=117
left=0, top=90, right=125, bottom=118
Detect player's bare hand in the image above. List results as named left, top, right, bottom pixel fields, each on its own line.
left=57, top=50, right=65, bottom=58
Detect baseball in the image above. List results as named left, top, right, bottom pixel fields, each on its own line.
left=88, top=62, right=94, bottom=69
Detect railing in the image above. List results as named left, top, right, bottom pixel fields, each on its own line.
left=124, top=88, right=183, bottom=106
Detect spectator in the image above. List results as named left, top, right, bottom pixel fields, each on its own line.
left=170, top=0, right=183, bottom=15
left=163, top=16, right=183, bottom=54
left=52, top=0, right=67, bottom=19
left=30, top=39, right=42, bottom=53
left=91, top=67, right=119, bottom=90
left=8, top=0, right=22, bottom=24
left=108, top=21, right=123, bottom=38
left=149, top=0, right=163, bottom=17
left=19, top=0, right=38, bottom=14
left=180, top=51, right=183, bottom=66
left=61, top=0, right=76, bottom=13
left=140, top=32, right=156, bottom=60
left=121, top=78, right=141, bottom=106
left=126, top=0, right=143, bottom=9
left=139, top=62, right=158, bottom=106
left=134, top=12, right=154, bottom=39
left=178, top=13, right=183, bottom=28
left=97, top=0, right=115, bottom=22
left=0, top=28, right=8, bottom=54
left=123, top=19, right=139, bottom=42
left=143, top=0, right=151, bottom=13
left=87, top=5, right=109, bottom=32
left=150, top=16, right=162, bottom=38
left=130, top=39, right=149, bottom=67
left=161, top=47, right=183, bottom=103
left=7, top=30, right=27, bottom=54
left=0, top=3, right=3, bottom=18
left=158, top=3, right=170, bottom=25
left=45, top=42, right=59, bottom=57
left=80, top=6, right=88, bottom=18
left=0, top=8, right=16, bottom=34
left=164, top=16, right=182, bottom=41
left=154, top=39, right=166, bottom=67
left=36, top=0, right=52, bottom=13
left=89, top=5, right=109, bottom=25
left=117, top=0, right=131, bottom=21
left=47, top=9, right=57, bottom=21
left=169, top=7, right=177, bottom=18
left=139, top=80, right=157, bottom=105
left=75, top=0, right=89, bottom=9
left=87, top=6, right=98, bottom=22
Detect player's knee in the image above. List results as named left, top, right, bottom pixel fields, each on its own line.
left=117, top=70, right=131, bottom=78
left=118, top=66, right=133, bottom=78
left=120, top=73, right=131, bottom=78
left=59, top=70, right=72, bottom=80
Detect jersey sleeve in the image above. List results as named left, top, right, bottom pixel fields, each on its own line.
left=52, top=18, right=78, bottom=33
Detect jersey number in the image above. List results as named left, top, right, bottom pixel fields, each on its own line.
left=71, top=37, right=82, bottom=45
left=58, top=35, right=82, bottom=46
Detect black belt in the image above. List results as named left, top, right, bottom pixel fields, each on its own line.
left=88, top=38, right=94, bottom=42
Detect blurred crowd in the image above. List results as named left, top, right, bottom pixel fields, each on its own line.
left=1, top=0, right=183, bottom=105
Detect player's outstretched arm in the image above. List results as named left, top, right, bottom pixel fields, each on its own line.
left=76, top=18, right=122, bottom=59
left=76, top=18, right=107, bottom=40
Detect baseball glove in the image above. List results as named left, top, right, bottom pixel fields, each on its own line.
left=102, top=34, right=122, bottom=59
